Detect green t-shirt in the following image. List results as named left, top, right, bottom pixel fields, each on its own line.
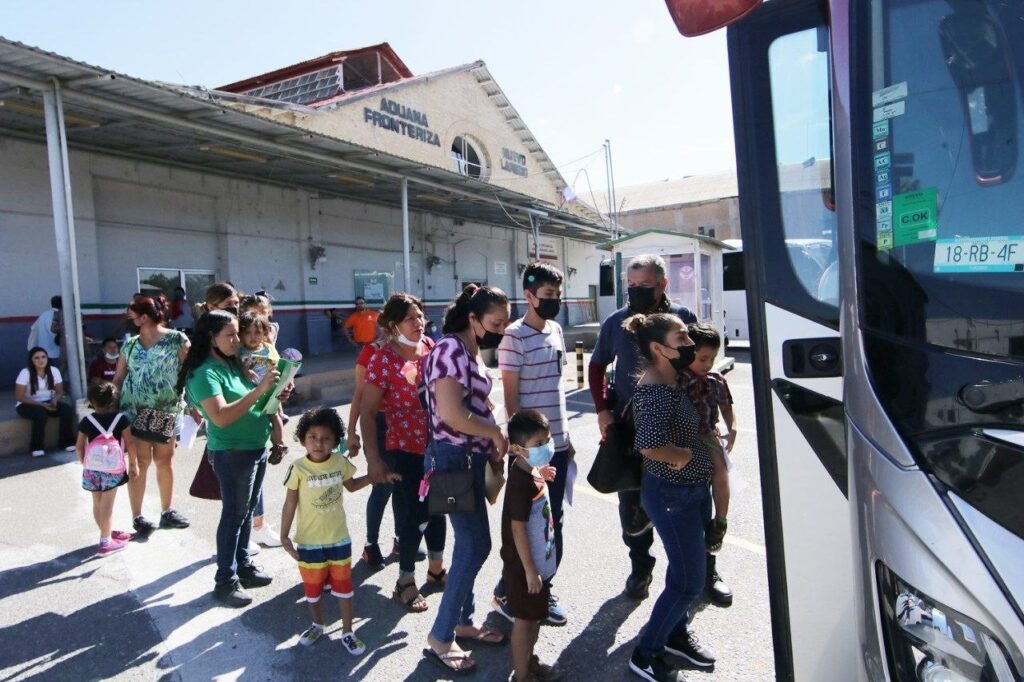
left=186, top=357, right=272, bottom=452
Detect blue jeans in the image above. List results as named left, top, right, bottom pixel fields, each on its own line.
left=494, top=447, right=569, bottom=599
left=210, top=448, right=267, bottom=586
left=637, top=472, right=709, bottom=658
left=365, top=413, right=394, bottom=546
left=425, top=441, right=490, bottom=644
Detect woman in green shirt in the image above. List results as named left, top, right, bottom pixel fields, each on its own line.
left=178, top=310, right=280, bottom=608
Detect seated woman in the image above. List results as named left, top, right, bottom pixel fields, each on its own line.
left=15, top=346, right=75, bottom=457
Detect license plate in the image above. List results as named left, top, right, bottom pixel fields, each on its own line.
left=933, top=236, right=1024, bottom=273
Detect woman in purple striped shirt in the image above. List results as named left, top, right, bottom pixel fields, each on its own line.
left=422, top=284, right=510, bottom=675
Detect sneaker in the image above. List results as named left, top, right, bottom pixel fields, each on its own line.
left=629, top=650, right=685, bottom=682
left=248, top=540, right=261, bottom=556
left=340, top=631, right=366, bottom=656
left=31, top=450, right=45, bottom=457
left=133, top=516, right=158, bottom=535
left=253, top=523, right=282, bottom=547
left=625, top=571, right=654, bottom=600
left=705, top=556, right=733, bottom=607
left=705, top=519, right=727, bottom=554
left=111, top=530, right=134, bottom=541
left=665, top=629, right=716, bottom=669
left=213, top=581, right=253, bottom=608
left=361, top=543, right=385, bottom=568
left=64, top=445, right=77, bottom=452
left=492, top=594, right=514, bottom=623
left=98, top=538, right=128, bottom=556
left=298, top=624, right=323, bottom=647
left=237, top=564, right=273, bottom=588
left=159, top=509, right=190, bottom=529
left=544, top=594, right=567, bottom=626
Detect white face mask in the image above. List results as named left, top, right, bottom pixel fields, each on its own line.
left=104, top=353, right=120, bottom=361
left=396, top=332, right=420, bottom=348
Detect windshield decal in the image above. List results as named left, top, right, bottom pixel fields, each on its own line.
left=892, top=188, right=938, bottom=246
left=872, top=81, right=908, bottom=107
left=934, top=236, right=1024, bottom=273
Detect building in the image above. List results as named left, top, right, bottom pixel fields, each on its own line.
left=0, top=39, right=612, bottom=393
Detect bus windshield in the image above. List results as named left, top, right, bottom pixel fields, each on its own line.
left=858, top=0, right=1024, bottom=360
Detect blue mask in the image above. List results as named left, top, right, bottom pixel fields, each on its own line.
left=525, top=439, right=554, bottom=468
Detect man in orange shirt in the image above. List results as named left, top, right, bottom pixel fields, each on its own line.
left=343, top=297, right=380, bottom=346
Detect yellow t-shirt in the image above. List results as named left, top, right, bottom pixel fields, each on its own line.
left=283, top=453, right=356, bottom=547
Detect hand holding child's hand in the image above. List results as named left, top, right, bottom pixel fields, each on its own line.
left=385, top=472, right=402, bottom=483
left=538, top=464, right=557, bottom=482
left=128, top=463, right=140, bottom=480
left=527, top=572, right=543, bottom=594
left=281, top=537, right=299, bottom=561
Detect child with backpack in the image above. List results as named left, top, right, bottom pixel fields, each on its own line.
left=76, top=381, right=138, bottom=555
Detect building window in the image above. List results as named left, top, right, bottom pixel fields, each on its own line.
left=138, top=268, right=216, bottom=303
left=451, top=136, right=486, bottom=180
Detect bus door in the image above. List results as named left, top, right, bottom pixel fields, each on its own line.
left=727, top=1, right=858, bottom=680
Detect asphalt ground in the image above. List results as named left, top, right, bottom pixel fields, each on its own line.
left=0, top=351, right=773, bottom=681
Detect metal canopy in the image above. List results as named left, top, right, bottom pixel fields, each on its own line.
left=0, top=37, right=612, bottom=243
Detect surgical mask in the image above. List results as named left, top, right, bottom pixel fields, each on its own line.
left=628, top=286, right=658, bottom=312
left=669, top=344, right=697, bottom=374
left=524, top=439, right=554, bottom=468
left=534, top=298, right=561, bottom=321
left=396, top=332, right=419, bottom=348
left=104, top=352, right=119, bottom=361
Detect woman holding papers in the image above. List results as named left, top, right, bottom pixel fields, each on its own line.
left=177, top=310, right=282, bottom=608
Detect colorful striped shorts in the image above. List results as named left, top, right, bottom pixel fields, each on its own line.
left=296, top=538, right=353, bottom=602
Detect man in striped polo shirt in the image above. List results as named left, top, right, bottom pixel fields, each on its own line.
left=492, top=261, right=572, bottom=626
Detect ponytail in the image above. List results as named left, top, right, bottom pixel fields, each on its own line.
left=442, top=284, right=509, bottom=334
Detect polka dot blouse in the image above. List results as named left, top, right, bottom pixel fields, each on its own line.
left=632, top=382, right=713, bottom=485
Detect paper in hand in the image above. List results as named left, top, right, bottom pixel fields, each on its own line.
left=565, top=458, right=578, bottom=506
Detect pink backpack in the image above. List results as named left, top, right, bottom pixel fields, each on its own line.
left=83, top=414, right=127, bottom=475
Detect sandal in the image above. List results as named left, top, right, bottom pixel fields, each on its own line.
left=393, top=580, right=428, bottom=612
left=455, top=624, right=506, bottom=647
left=425, top=568, right=448, bottom=589
left=423, top=647, right=476, bottom=675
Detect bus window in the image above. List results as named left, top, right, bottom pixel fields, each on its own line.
left=768, top=28, right=838, bottom=309
left=722, top=251, right=745, bottom=291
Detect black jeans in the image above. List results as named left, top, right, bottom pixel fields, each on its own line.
left=16, top=402, right=74, bottom=452
left=390, top=449, right=446, bottom=574
left=210, top=448, right=267, bottom=586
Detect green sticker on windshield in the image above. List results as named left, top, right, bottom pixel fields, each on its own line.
left=892, top=188, right=938, bottom=246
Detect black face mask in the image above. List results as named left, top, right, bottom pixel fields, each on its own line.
left=477, top=330, right=503, bottom=350
left=534, top=298, right=561, bottom=321
left=668, top=344, right=697, bottom=374
left=628, top=286, right=658, bottom=313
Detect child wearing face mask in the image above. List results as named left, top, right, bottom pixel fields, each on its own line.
left=89, top=338, right=121, bottom=385
left=500, top=409, right=563, bottom=682
left=493, top=260, right=572, bottom=626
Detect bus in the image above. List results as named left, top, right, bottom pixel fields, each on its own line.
left=666, top=1, right=1024, bottom=680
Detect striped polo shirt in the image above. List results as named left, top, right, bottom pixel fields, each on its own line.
left=497, top=318, right=570, bottom=451
left=423, top=335, right=496, bottom=453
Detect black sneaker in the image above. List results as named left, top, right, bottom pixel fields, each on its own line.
left=665, top=629, right=716, bottom=669
left=629, top=650, right=685, bottom=682
left=214, top=581, right=253, bottom=608
left=705, top=555, right=733, bottom=607
left=625, top=571, right=654, bottom=600
left=362, top=543, right=385, bottom=568
left=159, top=509, right=190, bottom=529
left=237, top=565, right=273, bottom=588
left=133, top=516, right=157, bottom=535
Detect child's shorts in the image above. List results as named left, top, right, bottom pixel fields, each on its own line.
left=297, top=539, right=353, bottom=602
left=503, top=565, right=551, bottom=621
left=82, top=469, right=129, bottom=492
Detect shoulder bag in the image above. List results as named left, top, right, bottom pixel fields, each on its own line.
left=587, top=399, right=642, bottom=494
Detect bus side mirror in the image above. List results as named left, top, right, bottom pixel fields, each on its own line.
left=664, top=0, right=763, bottom=37
left=939, top=9, right=1017, bottom=185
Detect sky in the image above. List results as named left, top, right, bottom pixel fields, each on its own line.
left=0, top=0, right=737, bottom=195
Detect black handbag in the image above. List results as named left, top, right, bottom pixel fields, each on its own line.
left=587, top=401, right=642, bottom=493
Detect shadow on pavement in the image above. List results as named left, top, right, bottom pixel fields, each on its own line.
left=0, top=449, right=79, bottom=479
left=554, top=592, right=643, bottom=674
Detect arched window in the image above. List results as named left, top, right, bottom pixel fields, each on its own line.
left=450, top=136, right=486, bottom=179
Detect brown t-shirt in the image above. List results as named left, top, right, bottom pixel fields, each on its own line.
left=500, top=461, right=557, bottom=580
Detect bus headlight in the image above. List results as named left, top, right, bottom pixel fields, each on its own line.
left=877, top=564, right=1021, bottom=681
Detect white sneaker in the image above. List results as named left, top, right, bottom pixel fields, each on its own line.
left=253, top=523, right=282, bottom=547
left=31, top=450, right=45, bottom=457
left=340, top=631, right=365, bottom=656
left=248, top=540, right=261, bottom=555
left=64, top=445, right=77, bottom=452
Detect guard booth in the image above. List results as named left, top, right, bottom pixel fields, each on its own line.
left=599, top=229, right=735, bottom=371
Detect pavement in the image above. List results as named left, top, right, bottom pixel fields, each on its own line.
left=0, top=351, right=773, bottom=681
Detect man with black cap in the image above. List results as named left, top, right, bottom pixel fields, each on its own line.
left=588, top=254, right=733, bottom=610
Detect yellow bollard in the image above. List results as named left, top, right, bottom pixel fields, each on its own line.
left=576, top=341, right=584, bottom=389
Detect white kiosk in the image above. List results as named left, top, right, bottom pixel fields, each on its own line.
left=598, top=229, right=735, bottom=372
